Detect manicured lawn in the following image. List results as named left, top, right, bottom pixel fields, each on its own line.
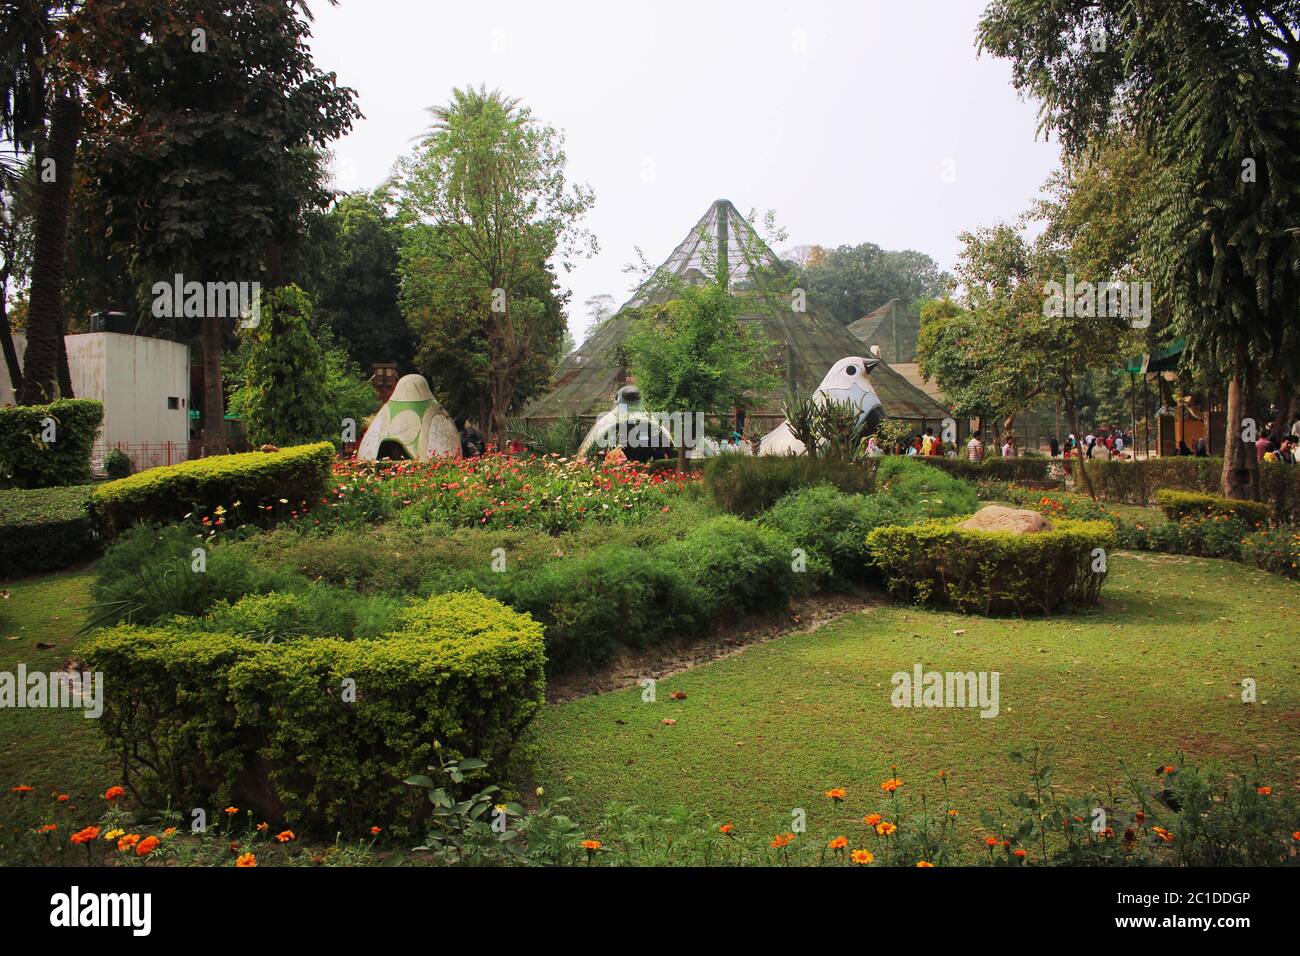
left=0, top=568, right=114, bottom=801
left=527, top=551, right=1300, bottom=851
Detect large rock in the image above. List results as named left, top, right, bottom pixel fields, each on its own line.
left=958, top=505, right=1054, bottom=534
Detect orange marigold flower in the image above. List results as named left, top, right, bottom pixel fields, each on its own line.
left=163, top=827, right=177, bottom=837
left=1291, top=831, right=1300, bottom=841
left=770, top=832, right=795, bottom=849
left=235, top=852, right=257, bottom=867
left=828, top=836, right=849, bottom=850
left=984, top=836, right=999, bottom=847
left=70, top=825, right=100, bottom=844
left=56, top=793, right=69, bottom=801
left=1135, top=810, right=1144, bottom=824
left=825, top=788, right=847, bottom=802
left=370, top=826, right=382, bottom=836
left=103, top=786, right=125, bottom=801
left=1159, top=766, right=1175, bottom=775
left=875, top=821, right=897, bottom=837
left=136, top=836, right=161, bottom=857
left=256, top=822, right=269, bottom=832
left=1013, top=848, right=1026, bottom=858
left=916, top=860, right=934, bottom=867
left=117, top=833, right=140, bottom=851
left=719, top=823, right=734, bottom=835
left=1151, top=826, right=1174, bottom=843
left=37, top=824, right=57, bottom=833
left=880, top=778, right=902, bottom=793
left=863, top=813, right=882, bottom=826
left=580, top=839, right=602, bottom=851
left=275, top=830, right=295, bottom=843
left=946, top=809, right=959, bottom=816
left=850, top=849, right=874, bottom=865
left=1256, top=786, right=1272, bottom=796
left=937, top=770, right=947, bottom=779
left=10, top=785, right=33, bottom=793
left=223, top=806, right=239, bottom=815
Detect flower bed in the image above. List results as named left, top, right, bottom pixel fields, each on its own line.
left=318, top=453, right=699, bottom=533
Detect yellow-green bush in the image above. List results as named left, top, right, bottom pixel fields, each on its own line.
left=91, top=441, right=334, bottom=536
left=1155, top=488, right=1270, bottom=525
left=866, top=518, right=1114, bottom=614
left=81, top=591, right=546, bottom=835
left=0, top=399, right=103, bottom=488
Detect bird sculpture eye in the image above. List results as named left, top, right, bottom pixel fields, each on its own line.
left=845, top=365, right=857, bottom=376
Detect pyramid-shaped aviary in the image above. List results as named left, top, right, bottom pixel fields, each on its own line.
left=524, top=199, right=951, bottom=426
left=846, top=298, right=919, bottom=364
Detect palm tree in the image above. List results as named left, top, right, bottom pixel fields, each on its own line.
left=0, top=1, right=81, bottom=404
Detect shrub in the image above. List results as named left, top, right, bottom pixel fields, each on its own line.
left=761, top=485, right=893, bottom=586
left=866, top=518, right=1115, bottom=614
left=913, top=456, right=1050, bottom=483
left=88, top=524, right=303, bottom=630
left=873, top=456, right=980, bottom=518
left=91, top=441, right=334, bottom=537
left=662, top=515, right=799, bottom=617
left=487, top=546, right=705, bottom=670
left=704, top=455, right=872, bottom=517
left=1240, top=526, right=1300, bottom=579
left=0, top=399, right=103, bottom=488
left=1156, top=489, right=1270, bottom=525
left=1117, top=514, right=1252, bottom=560
left=0, top=485, right=98, bottom=577
left=103, top=448, right=133, bottom=479
left=1080, top=457, right=1221, bottom=504
left=82, top=591, right=546, bottom=835
left=1259, top=461, right=1300, bottom=524
left=169, top=586, right=405, bottom=643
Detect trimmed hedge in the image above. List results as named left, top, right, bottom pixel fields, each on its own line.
left=1080, top=457, right=1221, bottom=504
left=0, top=485, right=99, bottom=577
left=91, top=441, right=335, bottom=536
left=866, top=517, right=1114, bottom=614
left=704, top=455, right=873, bottom=517
left=82, top=591, right=545, bottom=835
left=1155, top=489, right=1270, bottom=525
left=911, top=456, right=1051, bottom=483
left=0, top=399, right=103, bottom=488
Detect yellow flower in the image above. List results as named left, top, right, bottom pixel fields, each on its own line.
left=916, top=860, right=935, bottom=867
left=103, top=828, right=125, bottom=841
left=850, top=849, right=874, bottom=865
left=875, top=821, right=897, bottom=837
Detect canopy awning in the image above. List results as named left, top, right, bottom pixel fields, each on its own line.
left=1124, top=338, right=1185, bottom=374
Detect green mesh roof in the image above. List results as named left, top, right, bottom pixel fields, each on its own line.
left=846, top=298, right=919, bottom=364
left=525, top=200, right=952, bottom=423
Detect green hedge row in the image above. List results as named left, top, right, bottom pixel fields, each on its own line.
left=866, top=517, right=1115, bottom=615
left=91, top=442, right=335, bottom=537
left=0, top=485, right=99, bottom=578
left=82, top=591, right=545, bottom=835
left=704, top=455, right=873, bottom=517
left=1155, top=489, right=1270, bottom=525
left=1079, top=457, right=1300, bottom=522
left=912, top=456, right=1052, bottom=483
left=0, top=399, right=103, bottom=489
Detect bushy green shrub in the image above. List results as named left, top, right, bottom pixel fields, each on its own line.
left=102, top=448, right=133, bottom=479
left=1240, top=526, right=1300, bottom=579
left=873, top=456, right=980, bottom=518
left=912, top=456, right=1050, bottom=483
left=866, top=518, right=1114, bottom=614
left=0, top=485, right=98, bottom=577
left=1259, top=460, right=1300, bottom=524
left=91, top=441, right=334, bottom=537
left=0, top=399, right=103, bottom=488
left=82, top=591, right=546, bottom=835
left=1156, top=489, right=1270, bottom=525
left=704, top=455, right=872, bottom=517
left=88, top=524, right=304, bottom=629
left=761, top=485, right=892, bottom=586
left=663, top=515, right=800, bottom=616
left=487, top=546, right=704, bottom=670
left=1116, top=514, right=1252, bottom=560
left=169, top=586, right=405, bottom=643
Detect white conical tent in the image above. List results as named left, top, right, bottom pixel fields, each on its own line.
left=357, top=373, right=460, bottom=460
left=759, top=357, right=885, bottom=455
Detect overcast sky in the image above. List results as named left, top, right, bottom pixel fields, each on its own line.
left=306, top=0, right=1061, bottom=342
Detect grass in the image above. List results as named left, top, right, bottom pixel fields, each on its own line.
left=0, top=567, right=113, bottom=801
left=526, top=551, right=1300, bottom=852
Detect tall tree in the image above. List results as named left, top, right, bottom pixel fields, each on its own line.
left=395, top=86, right=595, bottom=448
left=66, top=0, right=359, bottom=454
left=979, top=0, right=1300, bottom=499
left=0, top=0, right=82, bottom=403
left=797, top=241, right=951, bottom=326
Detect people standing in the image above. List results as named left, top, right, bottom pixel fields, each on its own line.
left=1049, top=435, right=1060, bottom=458
left=967, top=430, right=984, bottom=462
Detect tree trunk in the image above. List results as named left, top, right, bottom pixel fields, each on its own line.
left=1064, top=377, right=1096, bottom=499
left=16, top=93, right=81, bottom=404
left=0, top=273, right=23, bottom=395
left=200, top=312, right=227, bottom=455
left=1221, top=343, right=1256, bottom=500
